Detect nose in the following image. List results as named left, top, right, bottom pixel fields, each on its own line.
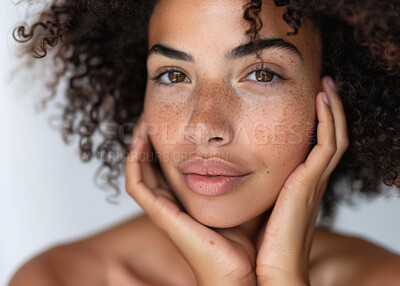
left=184, top=82, right=235, bottom=146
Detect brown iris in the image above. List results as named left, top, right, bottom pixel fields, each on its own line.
left=255, top=70, right=274, bottom=82
left=168, top=71, right=186, bottom=83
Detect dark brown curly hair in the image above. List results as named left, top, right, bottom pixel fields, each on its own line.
left=13, top=0, right=400, bottom=223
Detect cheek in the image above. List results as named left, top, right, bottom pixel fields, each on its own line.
left=245, top=89, right=316, bottom=146
left=246, top=90, right=316, bottom=181
left=143, top=93, right=187, bottom=155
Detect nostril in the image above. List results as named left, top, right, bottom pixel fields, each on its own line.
left=184, top=122, right=233, bottom=145
left=209, top=136, right=223, bottom=143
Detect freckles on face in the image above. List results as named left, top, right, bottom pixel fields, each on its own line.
left=242, top=89, right=315, bottom=181
left=142, top=0, right=322, bottom=228
left=145, top=77, right=244, bottom=146
left=143, top=93, right=184, bottom=150
left=186, top=79, right=242, bottom=127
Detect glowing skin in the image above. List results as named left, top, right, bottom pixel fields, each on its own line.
left=143, top=0, right=322, bottom=228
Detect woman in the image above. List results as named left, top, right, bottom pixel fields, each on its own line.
left=9, top=0, right=400, bottom=285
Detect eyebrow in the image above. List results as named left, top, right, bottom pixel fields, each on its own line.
left=228, top=38, right=303, bottom=61
left=148, top=44, right=194, bottom=62
left=147, top=37, right=303, bottom=62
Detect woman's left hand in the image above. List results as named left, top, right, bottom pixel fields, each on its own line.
left=255, top=76, right=349, bottom=285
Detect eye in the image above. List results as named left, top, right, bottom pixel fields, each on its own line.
left=241, top=64, right=288, bottom=86
left=246, top=70, right=278, bottom=83
left=156, top=70, right=190, bottom=85
left=161, top=71, right=188, bottom=83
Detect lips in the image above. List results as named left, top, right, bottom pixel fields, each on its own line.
left=178, top=157, right=251, bottom=196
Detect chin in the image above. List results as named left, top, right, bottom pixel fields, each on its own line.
left=162, top=164, right=278, bottom=229
left=190, top=213, right=249, bottom=229
left=178, top=194, right=270, bottom=229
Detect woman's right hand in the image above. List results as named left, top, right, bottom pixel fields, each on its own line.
left=125, top=116, right=256, bottom=286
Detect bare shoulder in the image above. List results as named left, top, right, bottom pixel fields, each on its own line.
left=10, top=217, right=400, bottom=286
left=87, top=214, right=196, bottom=285
left=8, top=214, right=195, bottom=286
left=8, top=236, right=106, bottom=286
left=310, top=227, right=400, bottom=286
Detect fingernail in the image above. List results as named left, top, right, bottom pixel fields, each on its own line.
left=327, top=76, right=337, bottom=91
left=322, top=92, right=330, bottom=106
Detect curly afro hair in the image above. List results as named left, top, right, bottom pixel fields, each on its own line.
left=13, top=0, right=400, bottom=223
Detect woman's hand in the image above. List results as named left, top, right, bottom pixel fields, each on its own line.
left=255, top=76, right=349, bottom=286
left=125, top=116, right=256, bottom=286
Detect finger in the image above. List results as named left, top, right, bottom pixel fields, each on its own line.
left=125, top=136, right=240, bottom=272
left=128, top=119, right=254, bottom=281
left=303, top=83, right=348, bottom=241
left=320, top=76, right=349, bottom=181
left=130, top=116, right=161, bottom=189
left=125, top=133, right=205, bottom=235
left=288, top=91, right=336, bottom=189
left=130, top=113, right=144, bottom=149
left=139, top=121, right=159, bottom=189
left=126, top=135, right=159, bottom=212
left=129, top=116, right=180, bottom=204
left=257, top=91, right=339, bottom=274
left=322, top=76, right=348, bottom=149
left=272, top=91, right=335, bottom=225
left=127, top=126, right=177, bottom=214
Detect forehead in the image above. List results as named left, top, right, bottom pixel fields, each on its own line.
left=150, top=0, right=283, bottom=43
left=148, top=0, right=321, bottom=65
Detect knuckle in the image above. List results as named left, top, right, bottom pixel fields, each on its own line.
left=324, top=140, right=337, bottom=155
left=341, top=134, right=350, bottom=150
left=125, top=181, right=134, bottom=196
left=125, top=177, right=139, bottom=197
left=336, top=133, right=349, bottom=156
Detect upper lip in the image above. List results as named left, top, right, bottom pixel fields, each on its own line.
left=178, top=157, right=251, bottom=177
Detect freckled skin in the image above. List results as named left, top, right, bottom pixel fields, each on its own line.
left=143, top=0, right=322, bottom=228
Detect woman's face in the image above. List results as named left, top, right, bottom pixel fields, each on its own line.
left=143, top=0, right=322, bottom=228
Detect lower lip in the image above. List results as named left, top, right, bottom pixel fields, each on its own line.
left=182, top=173, right=250, bottom=196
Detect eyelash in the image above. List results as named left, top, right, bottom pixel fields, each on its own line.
left=149, top=64, right=289, bottom=87
left=150, top=67, right=189, bottom=87
left=243, top=64, right=288, bottom=87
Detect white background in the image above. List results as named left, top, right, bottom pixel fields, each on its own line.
left=1, top=1, right=400, bottom=285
